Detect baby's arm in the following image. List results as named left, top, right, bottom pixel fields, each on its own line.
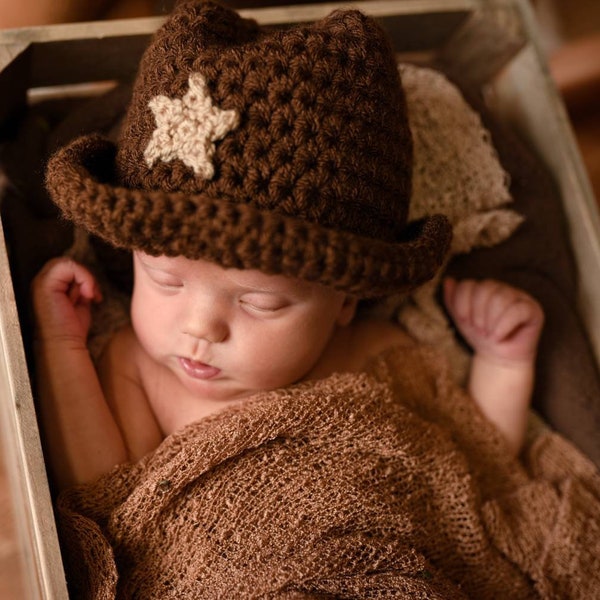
left=444, top=278, right=544, bottom=455
left=31, top=257, right=128, bottom=489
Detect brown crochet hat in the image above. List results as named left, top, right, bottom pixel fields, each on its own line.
left=46, top=0, right=451, bottom=297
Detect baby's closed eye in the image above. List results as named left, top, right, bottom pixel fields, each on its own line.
left=150, top=273, right=184, bottom=288
left=239, top=293, right=289, bottom=312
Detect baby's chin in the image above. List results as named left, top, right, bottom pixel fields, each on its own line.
left=176, top=372, right=264, bottom=405
left=168, top=356, right=305, bottom=404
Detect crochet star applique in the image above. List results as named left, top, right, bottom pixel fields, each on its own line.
left=144, top=73, right=239, bottom=179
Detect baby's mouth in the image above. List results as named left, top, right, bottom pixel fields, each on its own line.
left=179, top=357, right=221, bottom=380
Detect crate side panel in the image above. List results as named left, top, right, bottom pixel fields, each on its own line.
left=483, top=0, right=600, bottom=368
left=0, top=43, right=30, bottom=131
left=30, top=35, right=151, bottom=87
left=0, top=220, right=69, bottom=599
left=490, top=47, right=600, bottom=364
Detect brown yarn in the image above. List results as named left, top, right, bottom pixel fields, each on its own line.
left=45, top=1, right=452, bottom=297
left=57, top=343, right=600, bottom=598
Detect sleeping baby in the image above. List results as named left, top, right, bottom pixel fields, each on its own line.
left=31, top=2, right=600, bottom=598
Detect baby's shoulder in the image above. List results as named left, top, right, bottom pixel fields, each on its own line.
left=98, top=323, right=140, bottom=375
left=97, top=324, right=163, bottom=460
left=322, top=318, right=415, bottom=375
left=348, top=318, right=415, bottom=360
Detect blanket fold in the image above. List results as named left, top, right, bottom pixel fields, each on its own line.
left=57, top=343, right=600, bottom=599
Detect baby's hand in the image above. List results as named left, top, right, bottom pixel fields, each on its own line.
left=31, top=257, right=102, bottom=347
left=443, top=278, right=544, bottom=365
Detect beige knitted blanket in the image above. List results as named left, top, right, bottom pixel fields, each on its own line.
left=57, top=342, right=600, bottom=599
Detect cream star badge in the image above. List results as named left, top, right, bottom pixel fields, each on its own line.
left=144, top=73, right=239, bottom=179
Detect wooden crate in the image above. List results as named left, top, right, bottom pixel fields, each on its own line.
left=1, top=1, right=599, bottom=597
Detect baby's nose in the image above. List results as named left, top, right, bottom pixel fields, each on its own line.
left=184, top=306, right=229, bottom=343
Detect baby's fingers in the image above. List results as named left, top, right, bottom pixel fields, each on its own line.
left=70, top=272, right=102, bottom=304
left=443, top=277, right=475, bottom=324
left=444, top=277, right=500, bottom=331
left=493, top=300, right=532, bottom=339
left=62, top=261, right=99, bottom=302
left=492, top=298, right=544, bottom=358
left=36, top=257, right=101, bottom=301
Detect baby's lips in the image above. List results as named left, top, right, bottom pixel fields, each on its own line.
left=179, top=357, right=221, bottom=380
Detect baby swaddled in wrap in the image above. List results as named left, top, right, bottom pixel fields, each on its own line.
left=31, top=1, right=600, bottom=597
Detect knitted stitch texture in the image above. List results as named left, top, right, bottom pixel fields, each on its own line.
left=45, top=1, right=452, bottom=297
left=57, top=342, right=600, bottom=599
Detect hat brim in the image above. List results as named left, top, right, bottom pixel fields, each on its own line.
left=46, top=135, right=452, bottom=298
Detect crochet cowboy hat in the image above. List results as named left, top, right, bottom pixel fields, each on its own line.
left=46, top=0, right=451, bottom=297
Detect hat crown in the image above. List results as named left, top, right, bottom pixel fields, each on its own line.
left=116, top=1, right=412, bottom=243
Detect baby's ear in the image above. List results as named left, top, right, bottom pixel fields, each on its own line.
left=337, top=295, right=359, bottom=326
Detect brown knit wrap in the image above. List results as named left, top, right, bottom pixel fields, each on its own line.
left=46, top=1, right=452, bottom=297
left=57, top=343, right=600, bottom=598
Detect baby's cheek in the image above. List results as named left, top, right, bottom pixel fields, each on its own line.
left=244, top=338, right=311, bottom=388
left=131, top=296, right=167, bottom=346
left=131, top=285, right=170, bottom=325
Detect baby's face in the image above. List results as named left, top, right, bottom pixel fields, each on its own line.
left=131, top=252, right=355, bottom=402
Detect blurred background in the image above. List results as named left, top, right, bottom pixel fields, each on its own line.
left=532, top=0, right=600, bottom=202
left=0, top=0, right=599, bottom=597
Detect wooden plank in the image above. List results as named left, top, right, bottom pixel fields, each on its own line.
left=0, top=40, right=28, bottom=72
left=240, top=0, right=475, bottom=50
left=0, top=1, right=476, bottom=44
left=0, top=220, right=69, bottom=599
left=0, top=1, right=475, bottom=87
left=241, top=0, right=477, bottom=23
left=0, top=15, right=164, bottom=44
